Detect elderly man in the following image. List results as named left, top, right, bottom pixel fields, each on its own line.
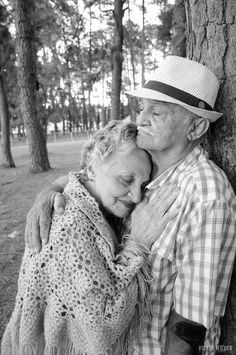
left=127, top=56, right=236, bottom=355
left=26, top=56, right=236, bottom=355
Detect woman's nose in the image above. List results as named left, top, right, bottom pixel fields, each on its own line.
left=137, top=108, right=149, bottom=125
left=129, top=186, right=142, bottom=204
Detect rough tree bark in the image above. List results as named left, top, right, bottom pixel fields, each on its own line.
left=185, top=0, right=236, bottom=352
left=111, top=0, right=125, bottom=121
left=171, top=0, right=186, bottom=57
left=13, top=0, right=51, bottom=173
left=0, top=72, right=15, bottom=168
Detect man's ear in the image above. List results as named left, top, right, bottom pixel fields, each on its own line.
left=188, top=118, right=210, bottom=141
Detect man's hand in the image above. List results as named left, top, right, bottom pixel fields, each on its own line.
left=130, top=184, right=179, bottom=249
left=25, top=176, right=68, bottom=252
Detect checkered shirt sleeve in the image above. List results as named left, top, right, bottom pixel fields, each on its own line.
left=174, top=200, right=236, bottom=326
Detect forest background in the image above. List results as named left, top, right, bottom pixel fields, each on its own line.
left=0, top=0, right=236, bottom=352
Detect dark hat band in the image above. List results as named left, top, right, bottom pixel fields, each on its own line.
left=144, top=80, right=213, bottom=111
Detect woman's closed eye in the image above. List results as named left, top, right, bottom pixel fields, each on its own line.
left=120, top=176, right=134, bottom=186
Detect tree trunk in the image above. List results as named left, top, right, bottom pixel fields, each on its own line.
left=185, top=0, right=236, bottom=351
left=111, top=0, right=124, bottom=121
left=0, top=73, right=15, bottom=168
left=88, top=6, right=93, bottom=129
left=171, top=0, right=186, bottom=56
left=125, top=3, right=137, bottom=122
left=13, top=0, right=51, bottom=173
left=141, top=0, right=145, bottom=85
left=126, top=4, right=136, bottom=90
left=81, top=77, right=88, bottom=131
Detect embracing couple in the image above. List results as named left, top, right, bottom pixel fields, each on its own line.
left=2, top=56, right=236, bottom=355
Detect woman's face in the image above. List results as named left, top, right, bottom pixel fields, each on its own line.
left=92, top=147, right=151, bottom=218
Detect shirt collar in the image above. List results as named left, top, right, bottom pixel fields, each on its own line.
left=147, top=145, right=206, bottom=190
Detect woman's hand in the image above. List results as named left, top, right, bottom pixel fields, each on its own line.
left=25, top=176, right=68, bottom=252
left=130, top=184, right=179, bottom=249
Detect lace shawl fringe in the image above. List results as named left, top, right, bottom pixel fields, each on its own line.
left=113, top=235, right=153, bottom=355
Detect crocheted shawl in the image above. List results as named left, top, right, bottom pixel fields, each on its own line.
left=2, top=172, right=150, bottom=355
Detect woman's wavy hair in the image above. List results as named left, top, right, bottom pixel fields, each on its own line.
left=80, top=120, right=139, bottom=181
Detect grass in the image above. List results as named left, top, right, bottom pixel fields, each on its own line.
left=0, top=138, right=87, bottom=341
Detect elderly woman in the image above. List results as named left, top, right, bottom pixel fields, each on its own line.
left=1, top=121, right=177, bottom=355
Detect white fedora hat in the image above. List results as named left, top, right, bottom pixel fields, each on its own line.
left=127, top=56, right=223, bottom=122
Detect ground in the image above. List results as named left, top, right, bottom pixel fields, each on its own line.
left=0, top=138, right=87, bottom=343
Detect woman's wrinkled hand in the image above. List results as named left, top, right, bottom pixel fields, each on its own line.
left=130, top=184, right=179, bottom=249
left=25, top=189, right=66, bottom=253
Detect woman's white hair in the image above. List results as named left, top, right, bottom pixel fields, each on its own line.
left=80, top=120, right=138, bottom=181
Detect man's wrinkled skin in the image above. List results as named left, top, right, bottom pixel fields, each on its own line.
left=25, top=176, right=68, bottom=252
left=130, top=184, right=179, bottom=249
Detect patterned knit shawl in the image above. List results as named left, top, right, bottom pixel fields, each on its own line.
left=2, top=173, right=150, bottom=355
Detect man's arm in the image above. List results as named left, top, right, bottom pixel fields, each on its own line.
left=25, top=175, right=68, bottom=252
left=172, top=200, right=236, bottom=353
left=175, top=200, right=236, bottom=327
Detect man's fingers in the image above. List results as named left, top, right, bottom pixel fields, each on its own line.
left=31, top=220, right=41, bottom=253
left=24, top=187, right=61, bottom=251
left=54, top=193, right=66, bottom=214
left=25, top=214, right=35, bottom=250
left=40, top=218, right=51, bottom=247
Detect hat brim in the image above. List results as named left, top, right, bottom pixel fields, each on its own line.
left=127, top=88, right=223, bottom=122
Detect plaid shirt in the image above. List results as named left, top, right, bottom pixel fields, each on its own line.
left=134, top=146, right=236, bottom=355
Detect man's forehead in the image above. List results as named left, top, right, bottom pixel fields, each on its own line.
left=141, top=98, right=171, bottom=109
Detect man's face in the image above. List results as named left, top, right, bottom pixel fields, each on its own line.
left=136, top=99, right=192, bottom=153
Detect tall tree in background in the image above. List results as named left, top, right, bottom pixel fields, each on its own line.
left=156, top=1, right=173, bottom=58
left=13, top=0, right=51, bottom=172
left=111, top=0, right=125, bottom=120
left=171, top=0, right=185, bottom=56
left=0, top=73, right=15, bottom=167
left=0, top=4, right=15, bottom=167
left=123, top=16, right=141, bottom=121
left=141, top=0, right=145, bottom=85
left=185, top=0, right=236, bottom=350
